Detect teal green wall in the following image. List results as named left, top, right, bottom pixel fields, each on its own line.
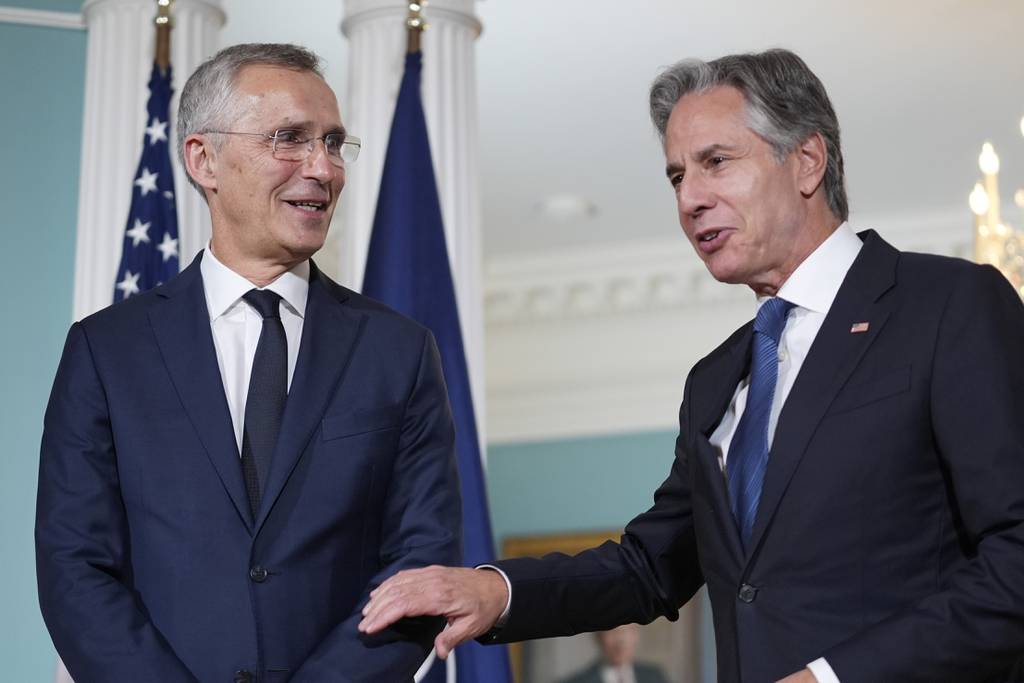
left=0, top=15, right=86, bottom=681
left=488, top=430, right=678, bottom=544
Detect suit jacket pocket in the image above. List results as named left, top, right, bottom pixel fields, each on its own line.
left=322, top=404, right=403, bottom=441
left=827, top=365, right=911, bottom=416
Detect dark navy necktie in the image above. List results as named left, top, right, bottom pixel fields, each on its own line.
left=728, top=297, right=795, bottom=550
left=240, top=289, right=288, bottom=519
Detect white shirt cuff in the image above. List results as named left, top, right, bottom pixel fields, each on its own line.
left=475, top=564, right=512, bottom=627
left=807, top=657, right=840, bottom=683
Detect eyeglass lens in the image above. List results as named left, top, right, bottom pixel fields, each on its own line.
left=272, top=130, right=360, bottom=166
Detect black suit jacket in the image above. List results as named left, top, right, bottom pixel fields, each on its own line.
left=36, top=254, right=462, bottom=682
left=489, top=232, right=1024, bottom=682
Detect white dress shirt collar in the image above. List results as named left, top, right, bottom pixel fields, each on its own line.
left=200, top=242, right=310, bottom=320
left=600, top=664, right=636, bottom=683
left=765, top=221, right=863, bottom=314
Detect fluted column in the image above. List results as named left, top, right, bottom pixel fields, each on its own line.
left=73, top=0, right=223, bottom=321
left=335, top=0, right=486, bottom=447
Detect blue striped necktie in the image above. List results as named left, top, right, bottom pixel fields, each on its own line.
left=728, top=297, right=795, bottom=550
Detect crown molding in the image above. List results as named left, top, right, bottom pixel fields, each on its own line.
left=0, top=6, right=84, bottom=29
left=484, top=238, right=740, bottom=326
left=484, top=207, right=973, bottom=327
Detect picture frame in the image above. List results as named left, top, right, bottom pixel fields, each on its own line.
left=501, top=530, right=709, bottom=683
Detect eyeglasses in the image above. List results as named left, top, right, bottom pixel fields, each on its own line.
left=206, top=128, right=361, bottom=166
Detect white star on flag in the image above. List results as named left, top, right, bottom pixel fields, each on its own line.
left=125, top=218, right=151, bottom=246
left=156, top=232, right=179, bottom=262
left=134, top=167, right=159, bottom=196
left=116, top=270, right=141, bottom=298
left=145, top=117, right=168, bottom=145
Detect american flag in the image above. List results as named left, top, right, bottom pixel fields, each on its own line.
left=113, top=63, right=179, bottom=302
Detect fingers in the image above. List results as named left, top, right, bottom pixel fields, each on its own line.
left=357, top=565, right=507, bottom=641
left=359, top=566, right=457, bottom=634
left=435, top=630, right=453, bottom=659
left=359, top=570, right=431, bottom=633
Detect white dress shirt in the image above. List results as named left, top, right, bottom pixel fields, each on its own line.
left=710, top=221, right=862, bottom=683
left=199, top=244, right=309, bottom=454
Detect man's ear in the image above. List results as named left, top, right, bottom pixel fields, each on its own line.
left=183, top=133, right=218, bottom=194
left=795, top=131, right=828, bottom=198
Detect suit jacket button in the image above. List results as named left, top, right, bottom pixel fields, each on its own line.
left=233, top=670, right=253, bottom=683
left=738, top=583, right=758, bottom=603
left=249, top=566, right=269, bottom=583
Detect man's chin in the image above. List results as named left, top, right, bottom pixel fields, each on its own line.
left=282, top=223, right=330, bottom=255
left=289, top=240, right=325, bottom=261
left=702, top=260, right=746, bottom=286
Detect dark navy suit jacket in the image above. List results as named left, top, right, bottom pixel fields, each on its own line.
left=36, top=253, right=462, bottom=682
left=488, top=232, right=1024, bottom=682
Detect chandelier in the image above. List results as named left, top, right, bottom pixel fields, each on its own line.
left=970, top=117, right=1024, bottom=296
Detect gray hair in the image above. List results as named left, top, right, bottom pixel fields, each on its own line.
left=649, top=49, right=848, bottom=221
left=176, top=43, right=325, bottom=195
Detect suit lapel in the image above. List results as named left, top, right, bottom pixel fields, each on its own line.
left=149, top=253, right=254, bottom=533
left=254, top=264, right=366, bottom=533
left=692, top=323, right=753, bottom=561
left=745, top=231, right=898, bottom=561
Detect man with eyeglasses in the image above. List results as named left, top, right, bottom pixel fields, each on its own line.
left=36, top=43, right=461, bottom=683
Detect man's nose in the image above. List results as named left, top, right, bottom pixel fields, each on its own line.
left=301, top=139, right=338, bottom=182
left=676, top=174, right=714, bottom=218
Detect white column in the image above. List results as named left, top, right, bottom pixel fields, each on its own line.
left=73, top=0, right=223, bottom=321
left=335, top=0, right=487, bottom=449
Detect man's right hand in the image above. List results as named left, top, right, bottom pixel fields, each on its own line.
left=358, top=566, right=509, bottom=658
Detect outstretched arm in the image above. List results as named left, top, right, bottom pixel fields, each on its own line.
left=361, top=369, right=705, bottom=651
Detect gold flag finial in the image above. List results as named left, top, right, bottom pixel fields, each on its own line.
left=154, top=0, right=174, bottom=70
left=406, top=1, right=427, bottom=54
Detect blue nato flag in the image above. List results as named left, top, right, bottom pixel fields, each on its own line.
left=362, top=50, right=513, bottom=683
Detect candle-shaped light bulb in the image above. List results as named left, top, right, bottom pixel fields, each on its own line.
left=1019, top=115, right=1024, bottom=138
left=970, top=183, right=990, bottom=215
left=979, top=142, right=1000, bottom=175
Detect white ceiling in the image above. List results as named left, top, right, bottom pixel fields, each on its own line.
left=221, top=0, right=1023, bottom=258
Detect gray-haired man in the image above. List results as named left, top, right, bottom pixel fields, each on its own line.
left=360, top=48, right=1024, bottom=682
left=37, top=43, right=462, bottom=682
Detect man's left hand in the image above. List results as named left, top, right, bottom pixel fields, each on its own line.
left=776, top=669, right=817, bottom=683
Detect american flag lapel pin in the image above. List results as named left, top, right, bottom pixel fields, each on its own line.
left=850, top=322, right=870, bottom=334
